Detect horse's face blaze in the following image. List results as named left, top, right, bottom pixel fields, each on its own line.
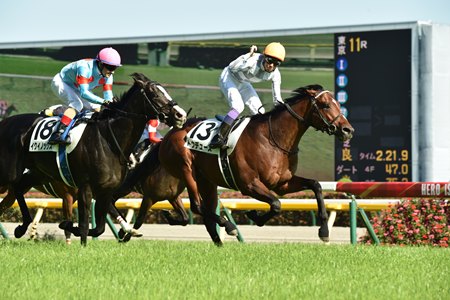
left=148, top=84, right=187, bottom=128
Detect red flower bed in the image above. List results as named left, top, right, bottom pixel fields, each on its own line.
left=361, top=199, right=450, bottom=247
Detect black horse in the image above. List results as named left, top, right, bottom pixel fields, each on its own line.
left=0, top=73, right=187, bottom=245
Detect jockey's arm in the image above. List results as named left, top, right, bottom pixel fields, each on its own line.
left=78, top=83, right=105, bottom=105
left=271, top=71, right=284, bottom=104
left=101, top=76, right=114, bottom=101
left=147, top=119, right=161, bottom=143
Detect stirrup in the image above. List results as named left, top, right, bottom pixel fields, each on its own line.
left=209, top=135, right=224, bottom=149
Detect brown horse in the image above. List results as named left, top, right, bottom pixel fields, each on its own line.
left=159, top=85, right=354, bottom=245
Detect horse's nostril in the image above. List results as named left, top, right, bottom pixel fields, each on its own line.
left=343, top=127, right=354, bottom=134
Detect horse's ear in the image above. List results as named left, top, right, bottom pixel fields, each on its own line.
left=306, top=88, right=318, bottom=97
left=132, top=77, right=146, bottom=89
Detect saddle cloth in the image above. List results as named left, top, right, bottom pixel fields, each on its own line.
left=29, top=116, right=89, bottom=154
left=184, top=117, right=250, bottom=155
left=28, top=114, right=92, bottom=188
left=184, top=117, right=250, bottom=190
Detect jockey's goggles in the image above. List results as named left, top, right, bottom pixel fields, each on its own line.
left=264, top=56, right=281, bottom=66
left=103, top=64, right=118, bottom=72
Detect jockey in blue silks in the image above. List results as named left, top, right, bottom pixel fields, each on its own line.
left=48, top=47, right=122, bottom=145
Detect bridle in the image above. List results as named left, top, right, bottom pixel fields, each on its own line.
left=105, top=82, right=178, bottom=166
left=307, top=90, right=343, bottom=135
left=139, top=83, right=178, bottom=124
left=268, top=90, right=343, bottom=155
left=104, top=83, right=176, bottom=124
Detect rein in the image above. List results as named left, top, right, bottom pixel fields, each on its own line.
left=268, top=90, right=341, bottom=155
left=101, top=83, right=172, bottom=168
left=107, top=116, right=132, bottom=167
left=268, top=115, right=299, bottom=156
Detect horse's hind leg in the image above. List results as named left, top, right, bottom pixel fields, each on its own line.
left=274, top=176, right=329, bottom=242
left=14, top=192, right=33, bottom=238
left=119, top=196, right=152, bottom=242
left=62, top=192, right=75, bottom=244
left=0, top=188, right=17, bottom=215
left=164, top=195, right=189, bottom=226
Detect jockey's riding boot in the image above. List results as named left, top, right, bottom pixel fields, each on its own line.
left=210, top=121, right=232, bottom=149
left=48, top=122, right=71, bottom=145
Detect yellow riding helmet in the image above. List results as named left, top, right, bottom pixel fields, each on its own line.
left=263, top=42, right=286, bottom=62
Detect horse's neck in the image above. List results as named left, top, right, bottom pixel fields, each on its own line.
left=108, top=116, right=148, bottom=155
left=271, top=110, right=310, bottom=149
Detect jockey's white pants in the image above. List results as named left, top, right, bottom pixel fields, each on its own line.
left=219, top=68, right=265, bottom=115
left=51, top=74, right=101, bottom=112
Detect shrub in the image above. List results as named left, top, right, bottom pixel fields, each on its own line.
left=361, top=199, right=450, bottom=247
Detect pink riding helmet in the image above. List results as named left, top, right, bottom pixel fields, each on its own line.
left=97, top=47, right=122, bottom=66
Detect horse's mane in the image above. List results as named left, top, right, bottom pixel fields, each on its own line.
left=285, top=84, right=324, bottom=104
left=183, top=117, right=206, bottom=128
left=96, top=73, right=159, bottom=120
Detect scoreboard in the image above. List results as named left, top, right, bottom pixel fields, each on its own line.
left=334, top=29, right=412, bottom=182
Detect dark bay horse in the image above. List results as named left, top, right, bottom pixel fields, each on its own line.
left=0, top=73, right=187, bottom=245
left=159, top=85, right=354, bottom=245
left=0, top=144, right=189, bottom=244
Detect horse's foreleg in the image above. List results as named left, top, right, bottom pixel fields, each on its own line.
left=196, top=177, right=225, bottom=245
left=243, top=180, right=281, bottom=227
left=182, top=165, right=203, bottom=215
left=77, top=185, right=92, bottom=245
left=275, top=176, right=329, bottom=242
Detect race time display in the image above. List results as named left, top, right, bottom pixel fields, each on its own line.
left=334, top=29, right=412, bottom=182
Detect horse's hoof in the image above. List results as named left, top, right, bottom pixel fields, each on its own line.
left=130, top=229, right=143, bottom=237
left=318, top=226, right=329, bottom=240
left=14, top=225, right=27, bottom=238
left=214, top=241, right=224, bottom=247
left=119, top=233, right=132, bottom=243
left=320, top=236, right=330, bottom=243
left=225, top=222, right=238, bottom=236
left=227, top=229, right=238, bottom=236
left=118, top=229, right=125, bottom=239
left=66, top=239, right=72, bottom=245
left=59, top=221, right=73, bottom=230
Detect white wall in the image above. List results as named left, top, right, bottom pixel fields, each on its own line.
left=419, top=24, right=450, bottom=181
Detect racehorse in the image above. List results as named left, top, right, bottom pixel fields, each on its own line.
left=159, top=85, right=354, bottom=245
left=112, top=142, right=189, bottom=241
left=0, top=73, right=187, bottom=245
left=0, top=144, right=189, bottom=243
